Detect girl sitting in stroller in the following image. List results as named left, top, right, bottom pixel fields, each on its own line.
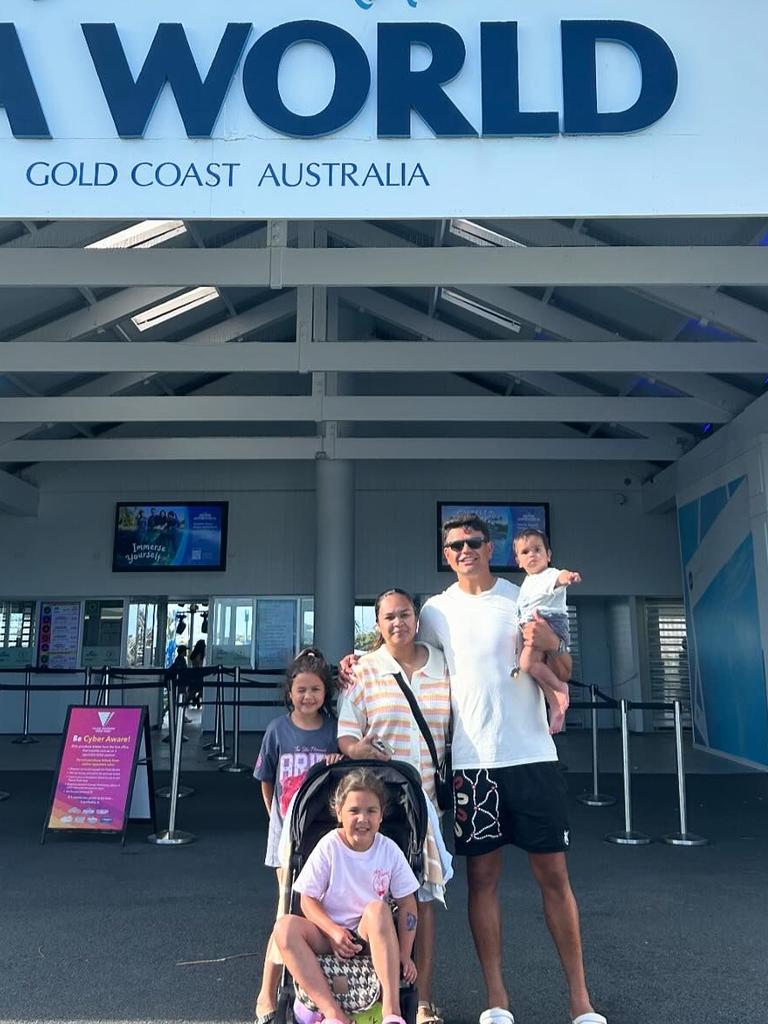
left=273, top=768, right=419, bottom=1024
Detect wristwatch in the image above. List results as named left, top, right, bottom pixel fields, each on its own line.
left=555, top=638, right=571, bottom=655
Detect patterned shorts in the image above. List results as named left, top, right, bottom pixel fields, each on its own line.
left=452, top=762, right=570, bottom=856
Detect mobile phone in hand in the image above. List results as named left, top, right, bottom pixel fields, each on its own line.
left=371, top=737, right=394, bottom=756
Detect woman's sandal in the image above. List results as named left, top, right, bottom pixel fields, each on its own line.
left=417, top=1003, right=445, bottom=1024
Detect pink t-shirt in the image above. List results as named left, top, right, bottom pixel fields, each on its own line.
left=294, top=830, right=419, bottom=930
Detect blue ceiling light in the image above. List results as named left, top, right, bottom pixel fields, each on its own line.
left=678, top=316, right=739, bottom=341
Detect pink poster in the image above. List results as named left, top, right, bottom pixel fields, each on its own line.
left=48, top=707, right=144, bottom=833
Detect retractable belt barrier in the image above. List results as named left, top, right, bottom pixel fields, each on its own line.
left=2, top=670, right=706, bottom=848
left=604, top=698, right=708, bottom=848
left=568, top=680, right=618, bottom=808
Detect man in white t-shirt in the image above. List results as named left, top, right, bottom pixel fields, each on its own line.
left=418, top=514, right=604, bottom=1024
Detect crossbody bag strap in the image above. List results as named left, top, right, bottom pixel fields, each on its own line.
left=391, top=671, right=441, bottom=772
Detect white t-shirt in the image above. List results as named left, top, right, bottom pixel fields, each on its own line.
left=517, top=567, right=568, bottom=623
left=294, top=830, right=419, bottom=931
left=419, top=578, right=556, bottom=771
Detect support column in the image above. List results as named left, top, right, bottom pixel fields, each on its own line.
left=314, top=457, right=355, bottom=664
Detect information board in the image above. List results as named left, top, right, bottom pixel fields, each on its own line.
left=37, top=602, right=81, bottom=670
left=44, top=706, right=155, bottom=843
left=256, top=599, right=297, bottom=670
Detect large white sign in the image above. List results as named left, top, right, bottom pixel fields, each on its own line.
left=0, top=1, right=761, bottom=219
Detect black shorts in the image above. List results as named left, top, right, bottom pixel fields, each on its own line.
left=452, top=762, right=570, bottom=856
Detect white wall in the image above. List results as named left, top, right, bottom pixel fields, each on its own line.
left=355, top=461, right=682, bottom=599
left=0, top=459, right=682, bottom=600
left=0, top=458, right=684, bottom=733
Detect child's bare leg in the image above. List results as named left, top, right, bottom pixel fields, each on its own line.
left=255, top=949, right=281, bottom=1019
left=358, top=900, right=403, bottom=1019
left=528, top=657, right=570, bottom=734
left=413, top=899, right=435, bottom=1005
left=273, top=916, right=349, bottom=1024
left=256, top=871, right=285, bottom=1019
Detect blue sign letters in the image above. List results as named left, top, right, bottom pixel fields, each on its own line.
left=0, top=18, right=679, bottom=142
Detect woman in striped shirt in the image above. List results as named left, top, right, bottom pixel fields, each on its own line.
left=337, top=589, right=452, bottom=1024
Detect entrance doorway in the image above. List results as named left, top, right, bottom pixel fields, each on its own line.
left=164, top=600, right=209, bottom=667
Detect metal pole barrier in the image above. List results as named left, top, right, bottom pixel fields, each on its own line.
left=605, top=699, right=651, bottom=846
left=157, top=675, right=195, bottom=800
left=208, top=677, right=229, bottom=762
left=12, top=666, right=39, bottom=744
left=148, top=691, right=195, bottom=846
left=577, top=685, right=616, bottom=807
left=663, top=700, right=708, bottom=847
left=96, top=666, right=112, bottom=707
left=202, top=667, right=223, bottom=751
left=220, top=666, right=249, bottom=774
left=83, top=666, right=91, bottom=705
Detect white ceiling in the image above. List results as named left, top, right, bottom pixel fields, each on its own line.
left=0, top=214, right=767, bottom=514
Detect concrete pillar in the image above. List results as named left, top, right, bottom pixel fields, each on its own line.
left=314, top=457, right=355, bottom=663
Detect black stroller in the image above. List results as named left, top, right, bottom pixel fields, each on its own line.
left=274, top=759, right=429, bottom=1024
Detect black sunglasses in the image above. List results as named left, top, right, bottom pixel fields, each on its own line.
left=444, top=537, right=486, bottom=553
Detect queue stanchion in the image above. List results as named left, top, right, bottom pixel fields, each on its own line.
left=12, top=666, right=39, bottom=745
left=148, top=691, right=196, bottom=847
left=83, top=666, right=91, bottom=705
left=207, top=667, right=229, bottom=762
left=605, top=699, right=651, bottom=846
left=157, top=674, right=195, bottom=800
left=220, top=666, right=249, bottom=774
left=663, top=700, right=708, bottom=847
left=203, top=666, right=224, bottom=752
left=577, top=685, right=616, bottom=807
left=96, top=666, right=112, bottom=707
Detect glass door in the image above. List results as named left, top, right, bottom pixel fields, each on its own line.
left=210, top=598, right=254, bottom=667
left=125, top=600, right=161, bottom=667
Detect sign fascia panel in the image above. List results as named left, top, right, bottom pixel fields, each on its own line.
left=0, top=1, right=762, bottom=219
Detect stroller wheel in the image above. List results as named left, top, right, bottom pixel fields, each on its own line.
left=399, top=984, right=418, bottom=1024
left=275, top=985, right=294, bottom=1024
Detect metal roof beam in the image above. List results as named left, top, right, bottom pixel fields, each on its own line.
left=5, top=340, right=763, bottom=376
left=4, top=246, right=768, bottom=288
left=0, top=395, right=729, bottom=424
left=0, top=436, right=679, bottom=463
left=342, top=287, right=685, bottom=442
left=488, top=218, right=768, bottom=343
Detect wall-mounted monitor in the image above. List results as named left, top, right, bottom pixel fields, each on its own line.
left=437, top=501, right=550, bottom=573
left=113, top=502, right=228, bottom=572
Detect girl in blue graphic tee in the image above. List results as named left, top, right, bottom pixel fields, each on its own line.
left=253, top=648, right=341, bottom=1024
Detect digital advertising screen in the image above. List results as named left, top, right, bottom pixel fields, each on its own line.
left=437, top=501, right=551, bottom=573
left=113, top=502, right=228, bottom=572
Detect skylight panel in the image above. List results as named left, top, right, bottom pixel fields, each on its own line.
left=87, top=220, right=186, bottom=250
left=441, top=288, right=522, bottom=333
left=132, top=287, right=219, bottom=332
left=449, top=219, right=525, bottom=248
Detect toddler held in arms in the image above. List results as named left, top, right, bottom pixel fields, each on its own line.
left=513, top=529, right=581, bottom=734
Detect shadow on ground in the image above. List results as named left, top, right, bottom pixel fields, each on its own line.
left=0, top=768, right=766, bottom=1024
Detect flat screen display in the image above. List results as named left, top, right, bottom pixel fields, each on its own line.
left=437, top=501, right=550, bottom=573
left=113, top=502, right=228, bottom=572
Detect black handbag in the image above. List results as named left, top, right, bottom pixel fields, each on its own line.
left=392, top=672, right=453, bottom=812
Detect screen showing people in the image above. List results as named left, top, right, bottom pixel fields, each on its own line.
left=113, top=502, right=228, bottom=571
